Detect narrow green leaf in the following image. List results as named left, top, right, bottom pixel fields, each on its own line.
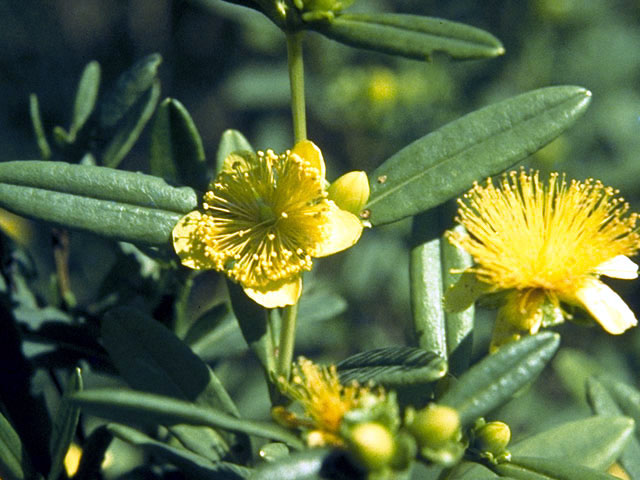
left=108, top=424, right=252, bottom=480
left=587, top=378, right=640, bottom=477
left=597, top=377, right=640, bottom=427
left=366, top=86, right=592, bottom=225
left=99, top=53, right=162, bottom=129
left=29, top=94, right=51, bottom=160
left=248, top=449, right=335, bottom=480
left=71, top=389, right=304, bottom=449
left=337, top=347, right=447, bottom=387
left=0, top=411, right=27, bottom=480
left=102, top=80, right=161, bottom=168
left=441, top=225, right=474, bottom=376
left=150, top=98, right=208, bottom=190
left=70, top=61, right=101, bottom=138
left=439, top=332, right=560, bottom=427
left=409, top=236, right=447, bottom=359
left=496, top=456, right=618, bottom=480
left=48, top=368, right=83, bottom=480
left=0, top=161, right=196, bottom=245
left=310, top=13, right=504, bottom=61
left=510, top=416, right=634, bottom=471
left=216, top=129, right=254, bottom=174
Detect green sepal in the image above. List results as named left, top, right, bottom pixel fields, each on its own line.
left=495, top=456, right=619, bottom=480
left=365, top=86, right=592, bottom=225
left=108, top=424, right=253, bottom=480
left=150, top=98, right=208, bottom=191
left=587, top=378, right=640, bottom=477
left=216, top=129, right=254, bottom=176
left=69, top=60, right=101, bottom=140
left=47, top=368, right=83, bottom=480
left=510, top=415, right=634, bottom=471
left=0, top=411, right=32, bottom=480
left=337, top=347, right=447, bottom=388
left=439, top=332, right=560, bottom=427
left=0, top=161, right=197, bottom=245
left=71, top=389, right=304, bottom=449
left=309, top=13, right=504, bottom=61
left=444, top=271, right=490, bottom=313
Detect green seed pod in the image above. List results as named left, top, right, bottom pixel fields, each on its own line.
left=405, top=404, right=460, bottom=449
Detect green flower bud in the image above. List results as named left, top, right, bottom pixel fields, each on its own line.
left=348, top=422, right=395, bottom=471
left=406, top=404, right=460, bottom=449
left=474, top=421, right=511, bottom=455
left=328, top=171, right=370, bottom=215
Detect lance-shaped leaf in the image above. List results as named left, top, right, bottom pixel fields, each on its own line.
left=71, top=389, right=304, bottom=449
left=365, top=86, right=591, bottom=225
left=150, top=98, right=207, bottom=191
left=108, top=424, right=252, bottom=480
left=0, top=161, right=197, bottom=245
left=48, top=368, right=83, bottom=480
left=309, top=13, right=504, bottom=61
left=0, top=411, right=31, bottom=480
left=495, top=456, right=619, bottom=480
left=337, top=347, right=446, bottom=388
left=69, top=61, right=101, bottom=140
left=510, top=415, right=634, bottom=471
left=29, top=94, right=51, bottom=160
left=587, top=378, right=640, bottom=477
left=439, top=332, right=560, bottom=427
left=596, top=376, right=640, bottom=427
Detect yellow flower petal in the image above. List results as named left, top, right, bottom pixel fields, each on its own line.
left=573, top=278, right=638, bottom=334
left=172, top=211, right=215, bottom=270
left=311, top=201, right=363, bottom=257
left=593, top=255, right=639, bottom=279
left=291, top=140, right=325, bottom=179
left=327, top=171, right=370, bottom=215
left=244, top=275, right=302, bottom=308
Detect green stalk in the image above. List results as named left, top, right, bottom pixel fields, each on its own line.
left=286, top=32, right=307, bottom=143
left=277, top=302, right=298, bottom=381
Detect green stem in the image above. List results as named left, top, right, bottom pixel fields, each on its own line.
left=277, top=302, right=298, bottom=381
left=286, top=32, right=307, bottom=143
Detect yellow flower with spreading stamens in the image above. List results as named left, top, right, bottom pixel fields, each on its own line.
left=274, top=357, right=386, bottom=447
left=448, top=170, right=640, bottom=349
left=172, top=140, right=369, bottom=308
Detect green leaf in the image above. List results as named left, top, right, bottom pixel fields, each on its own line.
left=70, top=61, right=101, bottom=139
left=99, top=53, right=162, bottom=129
left=48, top=368, right=83, bottom=480
left=150, top=98, right=208, bottom=190
left=216, top=129, right=254, bottom=175
left=29, top=94, right=51, bottom=160
left=510, top=415, right=634, bottom=471
left=0, top=411, right=28, bottom=480
left=409, top=236, right=447, bottom=359
left=596, top=377, right=640, bottom=427
left=365, top=86, right=592, bottom=225
left=309, top=13, right=504, bottom=61
left=337, top=347, right=447, bottom=387
left=248, top=449, right=337, bottom=480
left=0, top=161, right=196, bottom=245
left=495, top=456, right=618, bottom=480
left=447, top=461, right=501, bottom=480
left=108, top=424, right=252, bottom=480
left=587, top=378, right=640, bottom=477
left=71, top=389, right=304, bottom=449
left=439, top=332, right=560, bottom=427
left=102, top=79, right=161, bottom=168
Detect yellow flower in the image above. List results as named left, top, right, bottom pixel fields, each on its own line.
left=448, top=170, right=640, bottom=347
left=172, top=140, right=368, bottom=308
left=274, top=357, right=385, bottom=446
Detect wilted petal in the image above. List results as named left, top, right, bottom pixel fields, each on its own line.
left=291, top=140, right=325, bottom=179
left=244, top=275, right=302, bottom=308
left=312, top=202, right=363, bottom=257
left=593, top=255, right=639, bottom=279
left=574, top=278, right=638, bottom=334
left=172, top=211, right=214, bottom=270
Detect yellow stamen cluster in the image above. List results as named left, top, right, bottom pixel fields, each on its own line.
left=277, top=357, right=384, bottom=446
left=190, top=149, right=329, bottom=289
left=451, top=170, right=640, bottom=295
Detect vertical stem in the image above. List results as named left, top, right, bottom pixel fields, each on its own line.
left=287, top=32, right=307, bottom=143
left=277, top=302, right=298, bottom=381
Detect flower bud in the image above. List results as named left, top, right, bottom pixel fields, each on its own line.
left=348, top=422, right=395, bottom=471
left=328, top=171, right=370, bottom=215
left=406, top=404, right=460, bottom=448
left=474, top=421, right=511, bottom=455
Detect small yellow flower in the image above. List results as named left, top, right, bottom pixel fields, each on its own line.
left=172, top=140, right=368, bottom=308
left=448, top=170, right=640, bottom=347
left=274, top=357, right=385, bottom=446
